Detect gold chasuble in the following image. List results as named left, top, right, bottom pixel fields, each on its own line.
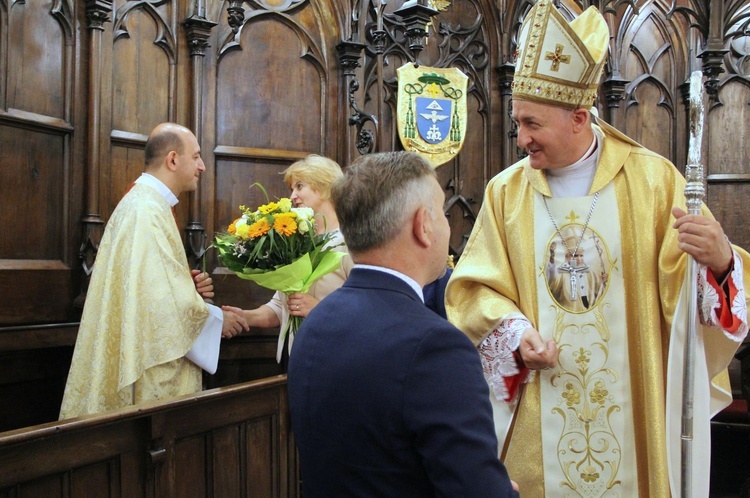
left=60, top=184, right=209, bottom=419
left=446, top=125, right=750, bottom=497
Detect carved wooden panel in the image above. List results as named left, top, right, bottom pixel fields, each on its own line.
left=708, top=183, right=750, bottom=259
left=0, top=377, right=296, bottom=498
left=216, top=23, right=325, bottom=152
left=0, top=127, right=65, bottom=259
left=625, top=81, right=675, bottom=159
left=6, top=0, right=71, bottom=120
left=111, top=10, right=173, bottom=133
left=708, top=80, right=750, bottom=177
left=707, top=82, right=750, bottom=258
left=202, top=4, right=340, bottom=260
left=203, top=1, right=337, bottom=212
left=619, top=3, right=683, bottom=164
left=0, top=0, right=77, bottom=325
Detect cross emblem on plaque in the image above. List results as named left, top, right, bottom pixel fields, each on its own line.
left=545, top=44, right=571, bottom=71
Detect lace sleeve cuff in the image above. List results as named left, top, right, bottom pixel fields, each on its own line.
left=478, top=317, right=532, bottom=402
left=698, top=248, right=748, bottom=342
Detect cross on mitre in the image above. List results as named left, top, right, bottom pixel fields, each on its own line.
left=545, top=44, right=571, bottom=71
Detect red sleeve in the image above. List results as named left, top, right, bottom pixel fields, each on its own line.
left=706, top=269, right=743, bottom=335
left=504, top=351, right=530, bottom=402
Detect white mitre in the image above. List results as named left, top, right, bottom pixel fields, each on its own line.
left=512, top=0, right=609, bottom=109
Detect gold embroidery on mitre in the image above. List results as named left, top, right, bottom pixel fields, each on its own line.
left=545, top=44, right=572, bottom=71
left=512, top=0, right=609, bottom=109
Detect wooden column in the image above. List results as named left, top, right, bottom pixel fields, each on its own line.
left=601, top=75, right=628, bottom=131
left=700, top=0, right=728, bottom=101
left=75, top=0, right=112, bottom=307
left=184, top=6, right=216, bottom=270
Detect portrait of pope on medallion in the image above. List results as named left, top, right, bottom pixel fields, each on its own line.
left=545, top=224, right=610, bottom=313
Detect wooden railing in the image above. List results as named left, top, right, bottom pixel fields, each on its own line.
left=0, top=375, right=297, bottom=497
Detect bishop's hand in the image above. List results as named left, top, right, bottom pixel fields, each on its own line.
left=672, top=207, right=733, bottom=279
left=518, top=327, right=558, bottom=370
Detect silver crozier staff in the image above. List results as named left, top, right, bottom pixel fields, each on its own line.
left=681, top=70, right=705, bottom=498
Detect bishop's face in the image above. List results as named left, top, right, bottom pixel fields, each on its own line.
left=511, top=99, right=582, bottom=170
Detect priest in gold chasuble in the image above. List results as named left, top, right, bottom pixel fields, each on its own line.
left=445, top=2, right=749, bottom=497
left=60, top=123, right=248, bottom=420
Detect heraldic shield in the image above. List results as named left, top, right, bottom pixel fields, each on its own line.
left=396, top=63, right=468, bottom=167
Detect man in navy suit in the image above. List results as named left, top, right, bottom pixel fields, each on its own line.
left=423, top=267, right=452, bottom=319
left=288, top=151, right=518, bottom=497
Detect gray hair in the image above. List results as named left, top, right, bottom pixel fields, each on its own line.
left=332, top=151, right=437, bottom=254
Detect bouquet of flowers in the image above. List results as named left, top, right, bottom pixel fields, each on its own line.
left=213, top=184, right=345, bottom=340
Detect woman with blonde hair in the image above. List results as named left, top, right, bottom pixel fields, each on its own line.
left=223, top=155, right=352, bottom=369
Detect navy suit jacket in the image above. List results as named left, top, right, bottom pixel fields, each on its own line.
left=288, top=268, right=517, bottom=497
left=423, top=268, right=452, bottom=319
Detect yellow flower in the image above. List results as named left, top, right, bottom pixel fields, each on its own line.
left=248, top=218, right=271, bottom=238
left=278, top=198, right=292, bottom=212
left=259, top=201, right=279, bottom=214
left=236, top=224, right=251, bottom=239
left=273, top=214, right=297, bottom=236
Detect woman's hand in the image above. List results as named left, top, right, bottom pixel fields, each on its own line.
left=287, top=292, right=320, bottom=318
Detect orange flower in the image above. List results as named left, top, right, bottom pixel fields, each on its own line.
left=248, top=218, right=271, bottom=238
left=227, top=219, right=239, bottom=234
left=273, top=214, right=297, bottom=236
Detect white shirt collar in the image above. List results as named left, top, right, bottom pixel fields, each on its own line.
left=135, top=173, right=179, bottom=207
left=546, top=129, right=603, bottom=198
left=354, top=264, right=425, bottom=302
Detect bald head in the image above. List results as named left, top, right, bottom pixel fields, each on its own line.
left=142, top=122, right=205, bottom=196
left=144, top=123, right=190, bottom=170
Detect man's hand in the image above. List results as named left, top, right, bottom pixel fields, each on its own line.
left=221, top=307, right=249, bottom=339
left=192, top=269, right=214, bottom=299
left=672, top=207, right=733, bottom=278
left=518, top=327, right=558, bottom=370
